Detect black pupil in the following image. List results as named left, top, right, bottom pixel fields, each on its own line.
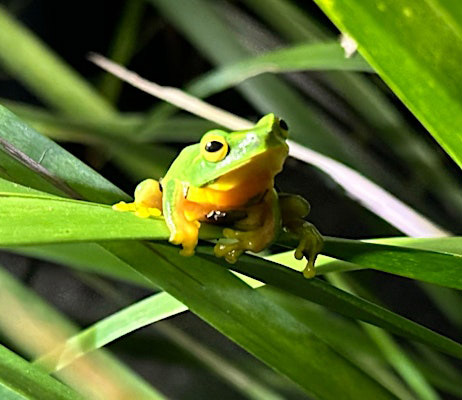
left=205, top=141, right=223, bottom=152
left=279, top=119, right=289, bottom=130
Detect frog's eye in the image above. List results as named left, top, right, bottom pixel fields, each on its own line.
left=200, top=133, right=229, bottom=162
left=279, top=119, right=289, bottom=130
left=278, top=119, right=289, bottom=139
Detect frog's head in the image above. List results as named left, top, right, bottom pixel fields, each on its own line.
left=187, top=113, right=289, bottom=188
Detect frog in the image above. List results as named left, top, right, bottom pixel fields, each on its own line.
left=113, top=113, right=323, bottom=278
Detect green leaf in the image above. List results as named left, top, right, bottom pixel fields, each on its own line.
left=0, top=345, right=83, bottom=400
left=99, top=0, right=144, bottom=103
left=14, top=243, right=152, bottom=287
left=190, top=41, right=373, bottom=97
left=104, top=241, right=396, bottom=400
left=198, top=247, right=462, bottom=360
left=313, top=0, right=462, bottom=169
left=0, top=6, right=113, bottom=120
left=0, top=105, right=127, bottom=203
left=0, top=189, right=221, bottom=246
left=0, top=267, right=166, bottom=400
left=36, top=292, right=187, bottom=372
left=320, top=237, right=462, bottom=290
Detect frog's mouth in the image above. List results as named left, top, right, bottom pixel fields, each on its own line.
left=186, top=146, right=288, bottom=208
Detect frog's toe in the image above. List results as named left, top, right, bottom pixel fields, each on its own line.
left=113, top=201, right=137, bottom=212
left=214, top=241, right=244, bottom=263
left=113, top=201, right=161, bottom=219
left=294, top=222, right=323, bottom=279
left=134, top=206, right=162, bottom=218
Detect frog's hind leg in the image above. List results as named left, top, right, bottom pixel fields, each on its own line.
left=113, top=178, right=163, bottom=218
left=279, top=194, right=323, bottom=278
left=214, top=189, right=280, bottom=263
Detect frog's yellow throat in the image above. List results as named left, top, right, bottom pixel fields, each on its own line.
left=186, top=147, right=287, bottom=210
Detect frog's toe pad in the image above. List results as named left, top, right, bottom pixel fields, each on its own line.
left=214, top=242, right=244, bottom=264
left=113, top=201, right=136, bottom=212
left=113, top=201, right=161, bottom=219
left=134, top=207, right=162, bottom=218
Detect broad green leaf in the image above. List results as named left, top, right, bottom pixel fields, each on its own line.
left=0, top=345, right=83, bottom=400
left=313, top=0, right=462, bottom=169
left=0, top=268, right=166, bottom=400
left=259, top=286, right=416, bottom=400
left=0, top=6, right=113, bottom=120
left=190, top=41, right=373, bottom=97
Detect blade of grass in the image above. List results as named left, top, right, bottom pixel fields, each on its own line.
left=318, top=237, right=462, bottom=290
left=189, top=41, right=373, bottom=97
left=327, top=274, right=440, bottom=400
left=0, top=267, right=166, bottom=400
left=35, top=292, right=187, bottom=372
left=99, top=0, right=144, bottom=103
left=0, top=105, right=127, bottom=203
left=243, top=0, right=327, bottom=42
left=196, top=247, right=462, bottom=359
left=0, top=344, right=83, bottom=400
left=0, top=6, right=113, bottom=120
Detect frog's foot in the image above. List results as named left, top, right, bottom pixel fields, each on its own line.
left=112, top=201, right=162, bottom=219
left=291, top=221, right=323, bottom=278
left=112, top=178, right=163, bottom=219
left=169, top=220, right=200, bottom=257
left=214, top=224, right=274, bottom=264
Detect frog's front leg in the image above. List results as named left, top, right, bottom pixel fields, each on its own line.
left=214, top=189, right=280, bottom=263
left=163, top=179, right=201, bottom=257
left=279, top=194, right=323, bottom=278
left=113, top=178, right=163, bottom=218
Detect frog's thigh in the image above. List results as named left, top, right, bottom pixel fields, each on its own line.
left=134, top=179, right=163, bottom=209
left=113, top=179, right=162, bottom=218
left=214, top=190, right=278, bottom=263
left=279, top=193, right=323, bottom=278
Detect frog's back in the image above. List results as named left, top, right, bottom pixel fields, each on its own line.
left=163, top=144, right=200, bottom=183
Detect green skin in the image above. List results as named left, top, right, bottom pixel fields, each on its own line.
left=115, top=114, right=323, bottom=278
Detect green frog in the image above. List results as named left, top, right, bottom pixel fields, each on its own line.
left=114, top=114, right=323, bottom=277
